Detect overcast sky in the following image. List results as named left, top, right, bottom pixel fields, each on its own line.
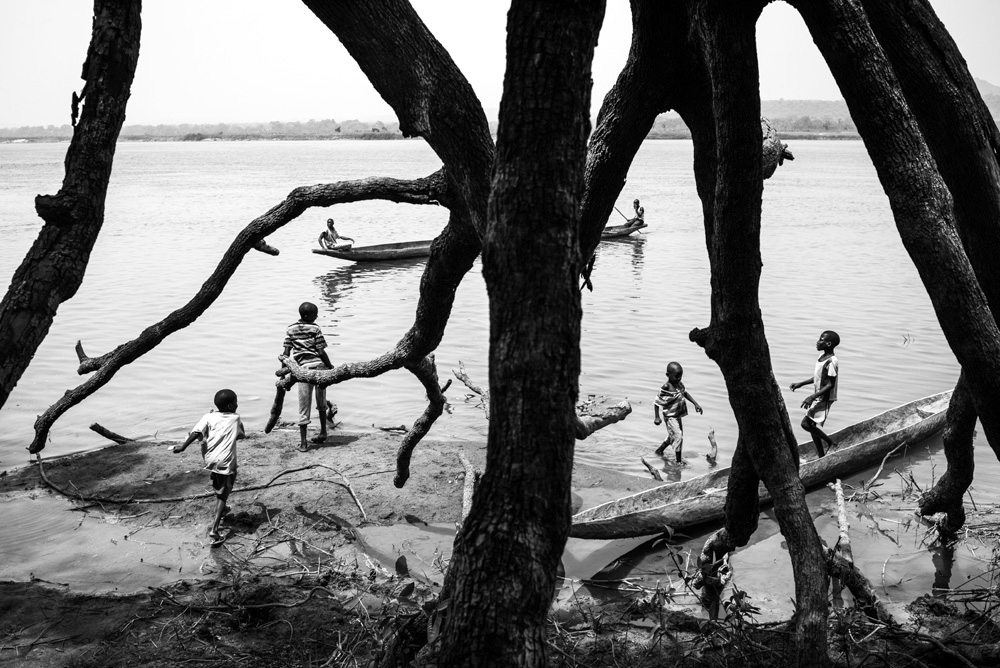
left=1, top=0, right=997, bottom=128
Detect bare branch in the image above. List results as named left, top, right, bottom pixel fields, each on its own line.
left=29, top=171, right=447, bottom=453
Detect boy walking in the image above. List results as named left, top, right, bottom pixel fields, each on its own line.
left=284, top=301, right=333, bottom=452
left=172, top=389, right=245, bottom=546
left=654, top=361, right=703, bottom=462
left=790, top=330, right=840, bottom=457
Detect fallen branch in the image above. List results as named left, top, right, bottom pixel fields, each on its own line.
left=452, top=361, right=633, bottom=440
left=640, top=457, right=664, bottom=481
left=823, top=547, right=896, bottom=625
left=89, top=423, right=131, bottom=444
left=575, top=400, right=632, bottom=439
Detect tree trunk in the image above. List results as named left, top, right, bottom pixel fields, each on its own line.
left=859, top=0, right=1000, bottom=524
left=791, top=0, right=1000, bottom=470
left=0, top=0, right=141, bottom=412
left=683, top=1, right=830, bottom=663
left=436, top=2, right=604, bottom=665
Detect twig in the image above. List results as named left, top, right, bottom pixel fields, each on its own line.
left=640, top=457, right=664, bottom=481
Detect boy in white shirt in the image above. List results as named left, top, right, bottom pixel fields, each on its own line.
left=172, top=388, right=245, bottom=545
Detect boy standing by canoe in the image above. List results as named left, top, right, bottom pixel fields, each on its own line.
left=283, top=301, right=334, bottom=452
left=654, top=361, right=703, bottom=462
left=790, top=330, right=840, bottom=457
left=171, top=389, right=245, bottom=546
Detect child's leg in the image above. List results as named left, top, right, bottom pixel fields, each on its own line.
left=297, top=382, right=314, bottom=450
left=801, top=415, right=828, bottom=457
left=669, top=418, right=684, bottom=462
left=315, top=384, right=328, bottom=439
left=210, top=473, right=235, bottom=538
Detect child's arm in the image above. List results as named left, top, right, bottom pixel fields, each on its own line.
left=237, top=420, right=246, bottom=440
left=653, top=403, right=662, bottom=425
left=684, top=391, right=703, bottom=414
left=318, top=350, right=333, bottom=369
left=789, top=378, right=813, bottom=391
left=172, top=431, right=202, bottom=453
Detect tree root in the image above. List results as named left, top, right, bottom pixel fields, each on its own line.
left=34, top=457, right=366, bottom=519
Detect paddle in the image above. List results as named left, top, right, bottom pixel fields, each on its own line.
left=614, top=206, right=630, bottom=221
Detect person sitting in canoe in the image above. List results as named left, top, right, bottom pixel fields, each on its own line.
left=318, top=218, right=355, bottom=250
left=625, top=198, right=645, bottom=227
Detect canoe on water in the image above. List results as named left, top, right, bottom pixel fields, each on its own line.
left=570, top=390, right=953, bottom=540
left=312, top=239, right=433, bottom=262
left=602, top=221, right=647, bottom=238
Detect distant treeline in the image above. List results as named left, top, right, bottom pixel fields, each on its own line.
left=3, top=96, right=998, bottom=142
left=0, top=118, right=402, bottom=141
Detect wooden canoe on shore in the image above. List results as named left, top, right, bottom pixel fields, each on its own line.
left=570, top=391, right=953, bottom=540
left=312, top=240, right=432, bottom=262
left=602, top=221, right=647, bottom=238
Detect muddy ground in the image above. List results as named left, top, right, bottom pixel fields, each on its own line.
left=1, top=426, right=998, bottom=666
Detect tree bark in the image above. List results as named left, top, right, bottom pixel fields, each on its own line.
left=435, top=2, right=604, bottom=665
left=858, top=0, right=1000, bottom=525
left=0, top=0, right=141, bottom=412
left=792, top=0, right=1000, bottom=480
left=682, top=1, right=830, bottom=662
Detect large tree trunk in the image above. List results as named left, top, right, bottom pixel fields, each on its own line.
left=436, top=2, right=604, bottom=665
left=682, top=2, right=830, bottom=662
left=0, top=0, right=141, bottom=412
left=858, top=0, right=1000, bottom=525
left=791, top=0, right=1000, bottom=473
left=301, top=0, right=493, bottom=362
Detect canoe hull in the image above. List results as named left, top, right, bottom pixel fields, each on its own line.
left=312, top=240, right=432, bottom=262
left=570, top=391, right=952, bottom=540
left=602, top=222, right=647, bottom=238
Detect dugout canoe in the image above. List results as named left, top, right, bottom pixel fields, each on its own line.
left=570, top=390, right=953, bottom=540
left=312, top=239, right=432, bottom=262
left=601, top=221, right=647, bottom=238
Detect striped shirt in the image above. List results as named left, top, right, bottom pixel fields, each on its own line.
left=284, top=321, right=328, bottom=367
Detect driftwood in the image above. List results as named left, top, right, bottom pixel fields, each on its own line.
left=452, top=361, right=632, bottom=439
left=706, top=429, right=718, bottom=465
left=640, top=457, right=664, bottom=481
left=825, top=478, right=896, bottom=625
left=89, top=423, right=130, bottom=445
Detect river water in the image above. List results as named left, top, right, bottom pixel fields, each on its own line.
left=1, top=139, right=997, bottom=611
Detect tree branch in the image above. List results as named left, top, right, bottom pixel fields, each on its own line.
left=30, top=172, right=447, bottom=452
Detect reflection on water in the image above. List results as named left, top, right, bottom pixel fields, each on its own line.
left=931, top=541, right=955, bottom=595
left=595, top=234, right=646, bottom=282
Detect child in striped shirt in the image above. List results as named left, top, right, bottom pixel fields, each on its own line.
left=283, top=301, right=333, bottom=452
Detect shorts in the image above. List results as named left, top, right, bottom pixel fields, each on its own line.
left=806, top=399, right=833, bottom=426
left=664, top=417, right=683, bottom=450
left=210, top=471, right=236, bottom=498
left=297, top=382, right=327, bottom=426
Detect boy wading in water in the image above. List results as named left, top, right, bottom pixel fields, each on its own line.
left=283, top=301, right=333, bottom=452
left=172, top=389, right=246, bottom=546
left=654, top=361, right=703, bottom=462
left=790, top=330, right=840, bottom=457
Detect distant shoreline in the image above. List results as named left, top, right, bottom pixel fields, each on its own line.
left=2, top=130, right=863, bottom=144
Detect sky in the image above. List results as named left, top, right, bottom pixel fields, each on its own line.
left=0, top=0, right=998, bottom=128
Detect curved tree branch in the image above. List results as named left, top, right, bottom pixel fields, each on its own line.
left=31, top=172, right=446, bottom=452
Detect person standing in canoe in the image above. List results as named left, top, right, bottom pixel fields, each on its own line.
left=653, top=361, right=703, bottom=462
left=790, top=330, right=840, bottom=457
left=318, top=218, right=355, bottom=250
